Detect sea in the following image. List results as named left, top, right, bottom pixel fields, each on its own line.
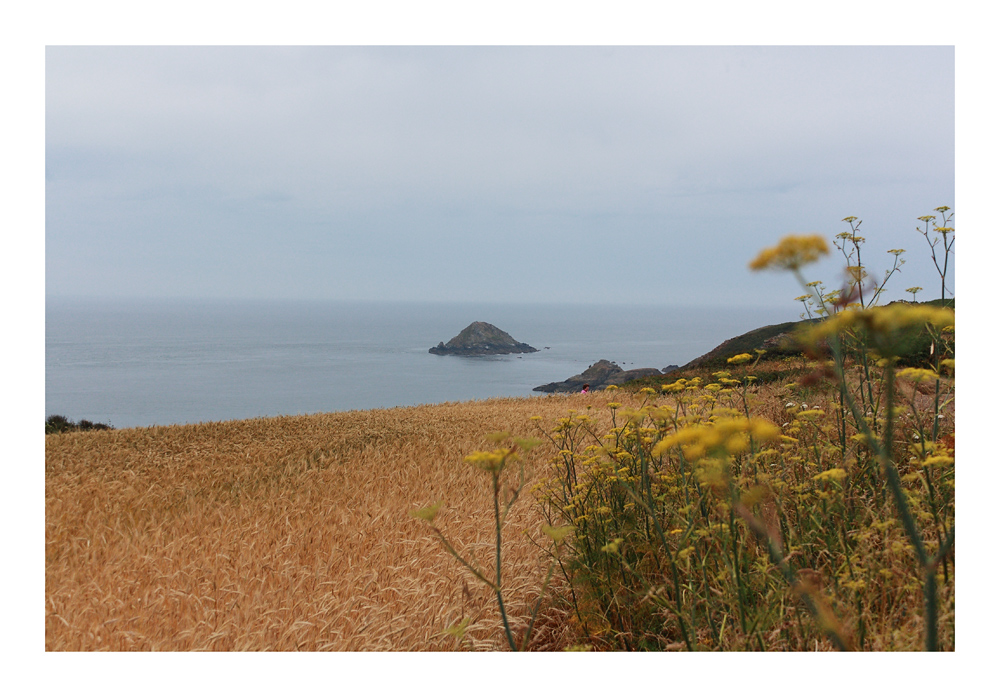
left=45, top=298, right=795, bottom=429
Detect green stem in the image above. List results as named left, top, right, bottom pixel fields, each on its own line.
left=733, top=502, right=850, bottom=651
left=932, top=377, right=941, bottom=443
left=728, top=501, right=748, bottom=635
left=428, top=527, right=498, bottom=592
left=492, top=471, right=517, bottom=651
left=924, top=567, right=938, bottom=652
left=828, top=335, right=939, bottom=651
left=617, top=478, right=694, bottom=651
left=880, top=367, right=928, bottom=567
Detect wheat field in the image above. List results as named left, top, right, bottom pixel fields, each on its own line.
left=45, top=392, right=640, bottom=651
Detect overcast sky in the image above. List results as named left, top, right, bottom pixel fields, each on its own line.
left=46, top=46, right=954, bottom=307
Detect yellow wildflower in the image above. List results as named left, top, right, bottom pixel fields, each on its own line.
left=749, top=234, right=830, bottom=271
left=749, top=419, right=782, bottom=442
left=541, top=524, right=576, bottom=544
left=619, top=408, right=648, bottom=426
left=898, top=367, right=939, bottom=384
left=442, top=617, right=472, bottom=640
left=464, top=448, right=513, bottom=473
left=741, top=485, right=769, bottom=507
left=722, top=432, right=747, bottom=455
left=652, top=417, right=780, bottom=460
left=410, top=501, right=443, bottom=522
left=601, top=538, right=624, bottom=554
left=514, top=437, right=544, bottom=453
left=921, top=455, right=955, bottom=468
left=803, top=305, right=955, bottom=357
left=813, top=468, right=848, bottom=484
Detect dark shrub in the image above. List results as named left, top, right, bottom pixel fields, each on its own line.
left=45, top=415, right=73, bottom=434
left=46, top=415, right=113, bottom=434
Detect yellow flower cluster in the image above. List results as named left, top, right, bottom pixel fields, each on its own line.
left=812, top=468, right=848, bottom=484
left=664, top=376, right=706, bottom=393
left=409, top=501, right=443, bottom=522
left=464, top=448, right=514, bottom=473
left=897, top=367, right=939, bottom=384
left=601, top=538, right=624, bottom=554
left=749, top=234, right=830, bottom=271
left=541, top=523, right=575, bottom=544
left=727, top=353, right=754, bottom=365
left=921, top=455, right=955, bottom=468
left=651, top=417, right=782, bottom=461
left=803, top=304, right=955, bottom=356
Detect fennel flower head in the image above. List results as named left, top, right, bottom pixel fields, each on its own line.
left=652, top=417, right=781, bottom=462
left=749, top=234, right=830, bottom=272
left=804, top=304, right=955, bottom=357
left=464, top=448, right=514, bottom=473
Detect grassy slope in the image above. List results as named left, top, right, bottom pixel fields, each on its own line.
left=626, top=299, right=957, bottom=389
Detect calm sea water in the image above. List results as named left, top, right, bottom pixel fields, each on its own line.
left=46, top=299, right=794, bottom=429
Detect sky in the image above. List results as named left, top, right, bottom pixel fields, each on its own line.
left=45, top=45, right=955, bottom=308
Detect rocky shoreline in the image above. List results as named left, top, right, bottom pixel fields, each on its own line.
left=533, top=359, right=668, bottom=393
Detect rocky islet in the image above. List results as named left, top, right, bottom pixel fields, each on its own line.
left=429, top=321, right=539, bottom=356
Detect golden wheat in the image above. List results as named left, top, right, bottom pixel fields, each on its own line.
left=45, top=392, right=644, bottom=651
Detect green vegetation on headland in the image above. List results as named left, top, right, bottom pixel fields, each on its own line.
left=625, top=297, right=955, bottom=391
left=45, top=414, right=113, bottom=434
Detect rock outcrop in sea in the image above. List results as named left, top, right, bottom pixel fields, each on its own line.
left=429, top=322, right=538, bottom=356
left=533, top=359, right=663, bottom=393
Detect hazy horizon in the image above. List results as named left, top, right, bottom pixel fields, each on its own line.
left=45, top=293, right=801, bottom=310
